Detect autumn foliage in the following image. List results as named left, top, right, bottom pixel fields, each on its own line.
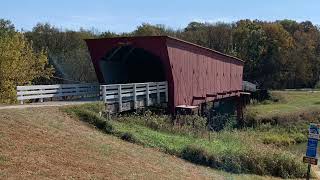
left=0, top=20, right=53, bottom=103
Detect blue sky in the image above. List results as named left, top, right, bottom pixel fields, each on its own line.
left=1, top=0, right=319, bottom=33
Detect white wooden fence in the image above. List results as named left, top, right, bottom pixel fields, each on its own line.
left=17, top=84, right=99, bottom=104
left=101, top=81, right=168, bottom=112
left=16, top=81, right=169, bottom=112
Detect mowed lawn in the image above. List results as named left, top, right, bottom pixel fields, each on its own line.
left=247, top=91, right=320, bottom=118
left=0, top=107, right=276, bottom=180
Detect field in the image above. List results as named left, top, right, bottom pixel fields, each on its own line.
left=0, top=107, right=278, bottom=180
left=246, top=91, right=320, bottom=120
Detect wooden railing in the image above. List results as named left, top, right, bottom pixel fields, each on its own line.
left=16, top=81, right=169, bottom=113
left=242, top=81, right=257, bottom=92
left=101, top=81, right=168, bottom=113
left=17, top=84, right=99, bottom=104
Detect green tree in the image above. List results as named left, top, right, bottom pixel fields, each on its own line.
left=133, top=23, right=176, bottom=36
left=0, top=20, right=53, bottom=103
left=25, top=23, right=97, bottom=83
left=233, top=20, right=267, bottom=85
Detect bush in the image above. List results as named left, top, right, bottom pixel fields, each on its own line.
left=262, top=134, right=295, bottom=146
left=175, top=115, right=207, bottom=133
left=269, top=92, right=288, bottom=103
left=120, top=132, right=140, bottom=144
left=208, top=112, right=237, bottom=131
left=181, top=145, right=306, bottom=178
left=243, top=109, right=259, bottom=127
left=181, top=145, right=209, bottom=165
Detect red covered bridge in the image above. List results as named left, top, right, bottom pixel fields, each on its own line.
left=85, top=36, right=245, bottom=114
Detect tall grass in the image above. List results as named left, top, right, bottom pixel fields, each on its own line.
left=64, top=104, right=307, bottom=178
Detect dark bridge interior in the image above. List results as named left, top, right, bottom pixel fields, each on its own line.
left=99, top=45, right=166, bottom=84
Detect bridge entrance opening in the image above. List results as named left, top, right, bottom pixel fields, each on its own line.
left=99, top=45, right=166, bottom=84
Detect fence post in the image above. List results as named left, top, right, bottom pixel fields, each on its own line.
left=165, top=82, right=168, bottom=102
left=17, top=87, right=23, bottom=104
left=39, top=88, right=44, bottom=103
left=156, top=82, right=160, bottom=105
left=133, top=83, right=137, bottom=109
left=75, top=84, right=79, bottom=98
left=58, top=85, right=63, bottom=100
left=146, top=83, right=150, bottom=106
left=102, top=86, right=107, bottom=103
left=118, top=84, right=122, bottom=112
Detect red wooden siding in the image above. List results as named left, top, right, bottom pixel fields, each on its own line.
left=85, top=36, right=244, bottom=113
left=165, top=38, right=244, bottom=108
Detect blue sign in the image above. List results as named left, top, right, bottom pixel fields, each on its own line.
left=306, top=138, right=318, bottom=158
left=306, top=123, right=319, bottom=158
left=309, top=123, right=319, bottom=136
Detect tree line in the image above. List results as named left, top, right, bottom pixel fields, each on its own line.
left=127, top=20, right=320, bottom=89
left=1, top=18, right=320, bottom=103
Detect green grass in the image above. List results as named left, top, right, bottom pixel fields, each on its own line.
left=247, top=91, right=320, bottom=119
left=64, top=104, right=307, bottom=178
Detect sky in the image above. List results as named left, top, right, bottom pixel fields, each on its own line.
left=1, top=0, right=320, bottom=33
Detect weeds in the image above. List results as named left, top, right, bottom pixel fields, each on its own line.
left=64, top=103, right=307, bottom=178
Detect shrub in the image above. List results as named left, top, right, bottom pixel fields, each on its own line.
left=181, top=145, right=305, bottom=178
left=208, top=112, right=237, bottom=131
left=181, top=145, right=209, bottom=165
left=269, top=92, right=288, bottom=103
left=175, top=115, right=207, bottom=133
left=120, top=132, right=140, bottom=144
left=262, top=134, right=295, bottom=146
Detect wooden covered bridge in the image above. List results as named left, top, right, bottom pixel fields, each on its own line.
left=16, top=36, right=252, bottom=117
left=85, top=36, right=247, bottom=114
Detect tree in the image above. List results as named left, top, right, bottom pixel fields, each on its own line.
left=25, top=23, right=97, bottom=84
left=233, top=20, right=267, bottom=85
left=133, top=23, right=176, bottom=36
left=0, top=20, right=53, bottom=103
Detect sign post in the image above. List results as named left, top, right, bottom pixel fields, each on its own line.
left=303, top=123, right=319, bottom=180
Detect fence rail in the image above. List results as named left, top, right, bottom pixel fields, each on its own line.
left=17, top=84, right=99, bottom=104
left=101, top=81, right=168, bottom=113
left=16, top=81, right=169, bottom=113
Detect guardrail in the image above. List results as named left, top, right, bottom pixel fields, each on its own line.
left=17, top=84, right=99, bottom=104
left=101, top=81, right=168, bottom=113
left=242, top=81, right=257, bottom=92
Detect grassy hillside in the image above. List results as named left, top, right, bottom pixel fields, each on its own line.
left=64, top=103, right=308, bottom=178
left=0, top=107, right=277, bottom=180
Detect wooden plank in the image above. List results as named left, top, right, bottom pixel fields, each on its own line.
left=102, top=86, right=107, bottom=103
left=206, top=93, right=217, bottom=97
left=118, top=84, right=122, bottom=112
left=133, top=83, right=137, bottom=109
left=17, top=84, right=61, bottom=90
left=105, top=96, right=164, bottom=113
left=157, top=82, right=160, bottom=104
left=146, top=83, right=150, bottom=106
